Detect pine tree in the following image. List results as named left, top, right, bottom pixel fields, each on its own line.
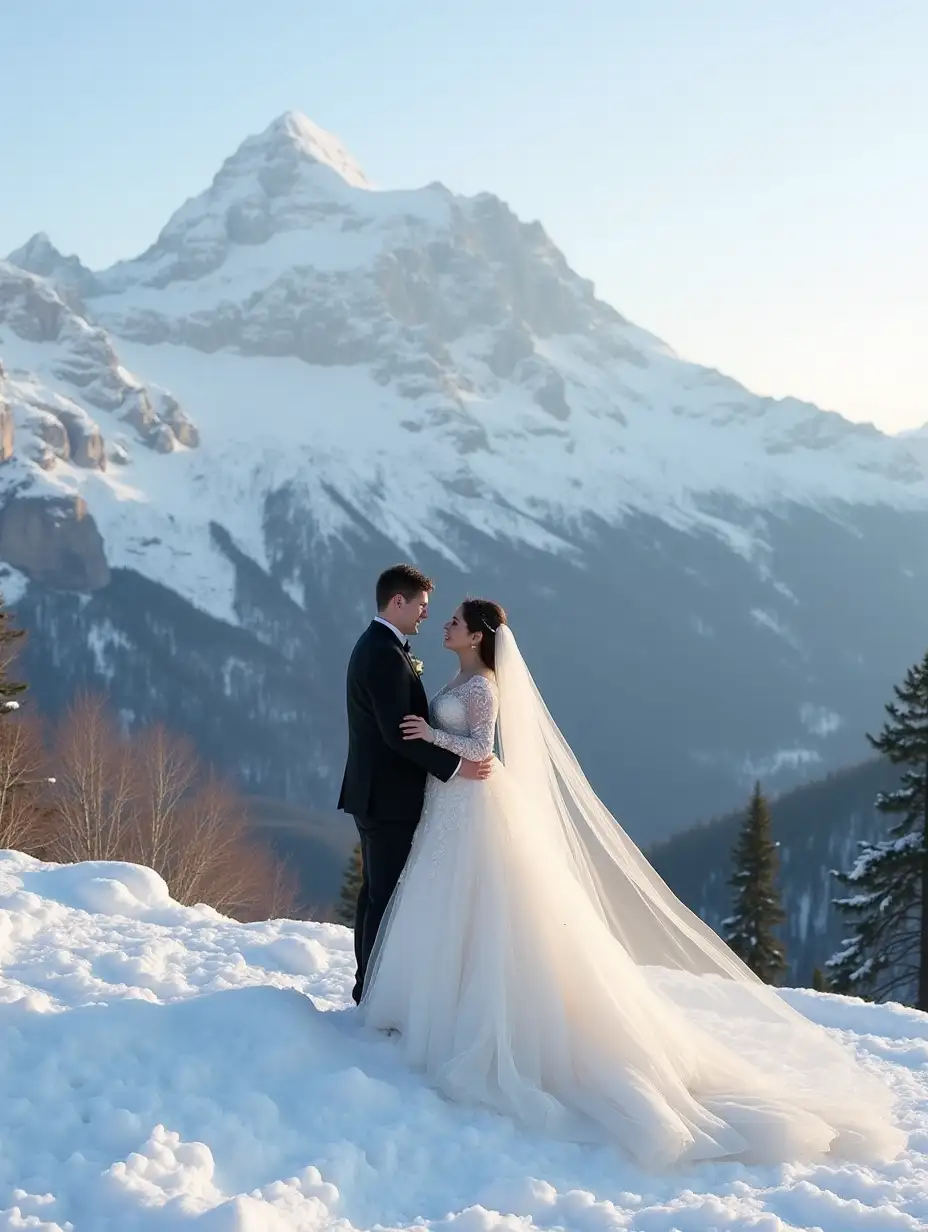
left=828, top=650, right=928, bottom=1008
left=721, top=782, right=787, bottom=983
left=0, top=594, right=26, bottom=716
left=335, top=843, right=363, bottom=926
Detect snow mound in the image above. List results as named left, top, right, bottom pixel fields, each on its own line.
left=18, top=859, right=173, bottom=916
left=0, top=851, right=923, bottom=1231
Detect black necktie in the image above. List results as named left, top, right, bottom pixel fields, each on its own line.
left=403, top=640, right=411, bottom=653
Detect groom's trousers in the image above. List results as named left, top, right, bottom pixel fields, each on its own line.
left=352, top=815, right=418, bottom=1004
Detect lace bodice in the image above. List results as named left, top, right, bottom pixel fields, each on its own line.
left=430, top=674, right=498, bottom=762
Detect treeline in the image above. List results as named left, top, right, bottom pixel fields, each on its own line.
left=697, top=646, right=928, bottom=1010
left=0, top=597, right=297, bottom=921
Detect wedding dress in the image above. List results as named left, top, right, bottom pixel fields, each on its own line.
left=361, top=628, right=903, bottom=1168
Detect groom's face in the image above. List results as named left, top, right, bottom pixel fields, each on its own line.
left=394, top=589, right=430, bottom=636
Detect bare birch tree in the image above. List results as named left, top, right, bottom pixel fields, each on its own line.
left=0, top=717, right=49, bottom=853
left=129, top=724, right=198, bottom=873
left=45, top=696, right=298, bottom=920
left=48, top=695, right=137, bottom=863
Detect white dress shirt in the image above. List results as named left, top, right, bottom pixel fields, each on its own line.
left=374, top=615, right=406, bottom=644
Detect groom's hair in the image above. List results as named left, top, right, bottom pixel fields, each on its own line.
left=376, top=564, right=433, bottom=612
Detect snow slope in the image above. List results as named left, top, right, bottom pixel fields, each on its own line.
left=3, top=268, right=928, bottom=630
left=0, top=851, right=923, bottom=1231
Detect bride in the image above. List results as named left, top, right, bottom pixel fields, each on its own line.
left=360, top=599, right=903, bottom=1168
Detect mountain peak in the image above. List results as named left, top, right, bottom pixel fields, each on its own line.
left=6, top=233, right=97, bottom=303
left=93, top=112, right=375, bottom=290
left=233, top=111, right=370, bottom=190
left=7, top=231, right=66, bottom=270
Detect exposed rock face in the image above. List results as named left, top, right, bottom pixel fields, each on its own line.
left=120, top=389, right=160, bottom=436
left=148, top=424, right=176, bottom=454
left=117, top=387, right=189, bottom=452
left=56, top=409, right=106, bottom=470
left=158, top=393, right=199, bottom=448
left=0, top=496, right=109, bottom=591
left=520, top=360, right=571, bottom=420
left=20, top=407, right=70, bottom=463
left=0, top=268, right=67, bottom=342
left=0, top=264, right=199, bottom=462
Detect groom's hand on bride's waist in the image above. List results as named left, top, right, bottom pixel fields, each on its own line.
left=400, top=714, right=435, bottom=743
left=459, top=757, right=495, bottom=781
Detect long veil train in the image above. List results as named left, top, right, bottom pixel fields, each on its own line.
left=492, top=626, right=900, bottom=1159
left=364, top=625, right=902, bottom=1166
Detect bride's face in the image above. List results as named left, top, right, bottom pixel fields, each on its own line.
left=443, top=605, right=477, bottom=654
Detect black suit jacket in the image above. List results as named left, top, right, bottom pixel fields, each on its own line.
left=338, top=621, right=461, bottom=824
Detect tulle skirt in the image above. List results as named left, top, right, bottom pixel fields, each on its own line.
left=362, top=767, right=903, bottom=1169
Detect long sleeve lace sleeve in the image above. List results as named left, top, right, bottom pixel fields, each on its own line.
left=432, top=676, right=498, bottom=761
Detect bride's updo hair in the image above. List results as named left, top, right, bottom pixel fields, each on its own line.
left=461, top=599, right=508, bottom=671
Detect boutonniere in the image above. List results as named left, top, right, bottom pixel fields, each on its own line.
left=408, top=654, right=425, bottom=677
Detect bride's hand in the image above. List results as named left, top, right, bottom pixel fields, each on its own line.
left=400, top=715, right=435, bottom=743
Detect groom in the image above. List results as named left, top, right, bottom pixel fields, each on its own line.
left=339, top=564, right=492, bottom=1004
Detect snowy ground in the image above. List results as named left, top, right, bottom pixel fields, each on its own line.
left=0, top=852, right=924, bottom=1231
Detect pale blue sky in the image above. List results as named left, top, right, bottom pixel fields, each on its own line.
left=1, top=1, right=924, bottom=430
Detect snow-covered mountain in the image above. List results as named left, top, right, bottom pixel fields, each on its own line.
left=3, top=110, right=928, bottom=839
left=0, top=850, right=923, bottom=1229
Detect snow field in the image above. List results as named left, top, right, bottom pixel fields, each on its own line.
left=0, top=852, right=924, bottom=1230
